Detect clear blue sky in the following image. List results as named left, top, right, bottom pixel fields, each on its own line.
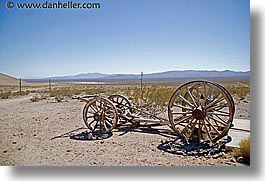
left=0, top=0, right=250, bottom=78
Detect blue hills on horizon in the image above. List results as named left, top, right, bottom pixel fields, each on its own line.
left=24, top=70, right=250, bottom=82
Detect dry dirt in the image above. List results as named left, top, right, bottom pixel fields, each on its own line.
left=0, top=95, right=249, bottom=166
left=0, top=73, right=31, bottom=86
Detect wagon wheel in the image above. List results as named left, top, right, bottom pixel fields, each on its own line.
left=168, top=80, right=235, bottom=143
left=108, top=94, right=133, bottom=115
left=83, top=97, right=118, bottom=134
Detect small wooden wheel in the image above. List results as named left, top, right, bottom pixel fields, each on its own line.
left=108, top=94, right=133, bottom=114
left=83, top=97, right=118, bottom=133
left=168, top=80, right=235, bottom=143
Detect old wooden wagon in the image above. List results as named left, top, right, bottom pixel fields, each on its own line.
left=73, top=80, right=235, bottom=143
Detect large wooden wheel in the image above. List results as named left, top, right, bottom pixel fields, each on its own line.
left=83, top=97, right=118, bottom=133
left=168, top=80, right=235, bottom=143
left=108, top=94, right=133, bottom=115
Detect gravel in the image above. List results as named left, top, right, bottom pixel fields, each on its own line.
left=0, top=96, right=249, bottom=166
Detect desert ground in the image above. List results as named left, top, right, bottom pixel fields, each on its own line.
left=0, top=80, right=250, bottom=166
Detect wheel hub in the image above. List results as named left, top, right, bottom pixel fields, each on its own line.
left=94, top=113, right=101, bottom=121
left=192, top=109, right=205, bottom=120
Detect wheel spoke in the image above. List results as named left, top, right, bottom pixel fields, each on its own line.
left=215, top=114, right=228, bottom=123
left=195, top=86, right=200, bottom=106
left=186, top=120, right=197, bottom=139
left=208, top=111, right=230, bottom=117
left=104, top=107, right=113, bottom=113
left=105, top=117, right=113, bottom=126
left=90, top=105, right=98, bottom=113
left=186, top=87, right=197, bottom=107
left=205, top=96, right=225, bottom=109
left=105, top=112, right=115, bottom=117
left=206, top=86, right=213, bottom=100
left=205, top=117, right=221, bottom=136
left=172, top=111, right=193, bottom=115
left=211, top=91, right=221, bottom=102
left=90, top=100, right=99, bottom=112
left=173, top=114, right=185, bottom=121
left=207, top=114, right=228, bottom=127
left=198, top=120, right=202, bottom=141
left=108, top=94, right=132, bottom=115
left=213, top=109, right=230, bottom=115
left=105, top=116, right=115, bottom=121
left=119, top=98, right=124, bottom=105
left=202, top=119, right=213, bottom=141
left=208, top=103, right=228, bottom=111
left=88, top=119, right=95, bottom=127
left=181, top=119, right=195, bottom=135
left=179, top=95, right=195, bottom=108
left=99, top=99, right=103, bottom=109
left=87, top=110, right=96, bottom=114
left=105, top=119, right=112, bottom=127
left=103, top=120, right=109, bottom=131
left=91, top=120, right=98, bottom=132
left=174, top=115, right=193, bottom=125
left=173, top=104, right=194, bottom=111
left=203, top=82, right=207, bottom=105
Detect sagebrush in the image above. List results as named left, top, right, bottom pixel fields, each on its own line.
left=232, top=137, right=250, bottom=164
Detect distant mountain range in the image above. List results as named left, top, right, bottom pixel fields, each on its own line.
left=25, top=70, right=250, bottom=82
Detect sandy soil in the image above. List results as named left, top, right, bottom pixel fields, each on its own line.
left=0, top=95, right=249, bottom=166
left=0, top=73, right=31, bottom=86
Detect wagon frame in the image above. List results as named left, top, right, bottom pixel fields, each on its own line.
left=73, top=80, right=235, bottom=143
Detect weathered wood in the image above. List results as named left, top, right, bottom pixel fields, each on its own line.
left=168, top=80, right=235, bottom=143
left=73, top=80, right=235, bottom=143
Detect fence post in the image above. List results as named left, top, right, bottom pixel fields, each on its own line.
left=49, top=78, right=51, bottom=92
left=140, top=72, right=144, bottom=112
left=140, top=72, right=143, bottom=98
left=19, top=78, right=22, bottom=95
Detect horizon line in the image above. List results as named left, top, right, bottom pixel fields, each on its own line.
left=17, top=69, right=251, bottom=79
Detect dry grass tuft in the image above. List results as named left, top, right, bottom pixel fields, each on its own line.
left=232, top=137, right=250, bottom=165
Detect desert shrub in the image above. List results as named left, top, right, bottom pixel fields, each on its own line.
left=55, top=95, right=63, bottom=102
left=48, top=87, right=99, bottom=98
left=105, top=88, right=119, bottom=95
left=50, top=88, right=73, bottom=97
left=232, top=137, right=250, bottom=164
left=30, top=94, right=40, bottom=102
left=84, top=88, right=100, bottom=95
left=226, top=86, right=250, bottom=97
left=11, top=90, right=30, bottom=97
left=124, top=87, right=131, bottom=97
left=0, top=91, right=12, bottom=99
left=0, top=89, right=31, bottom=99
left=30, top=93, right=49, bottom=102
left=128, top=85, right=174, bottom=114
